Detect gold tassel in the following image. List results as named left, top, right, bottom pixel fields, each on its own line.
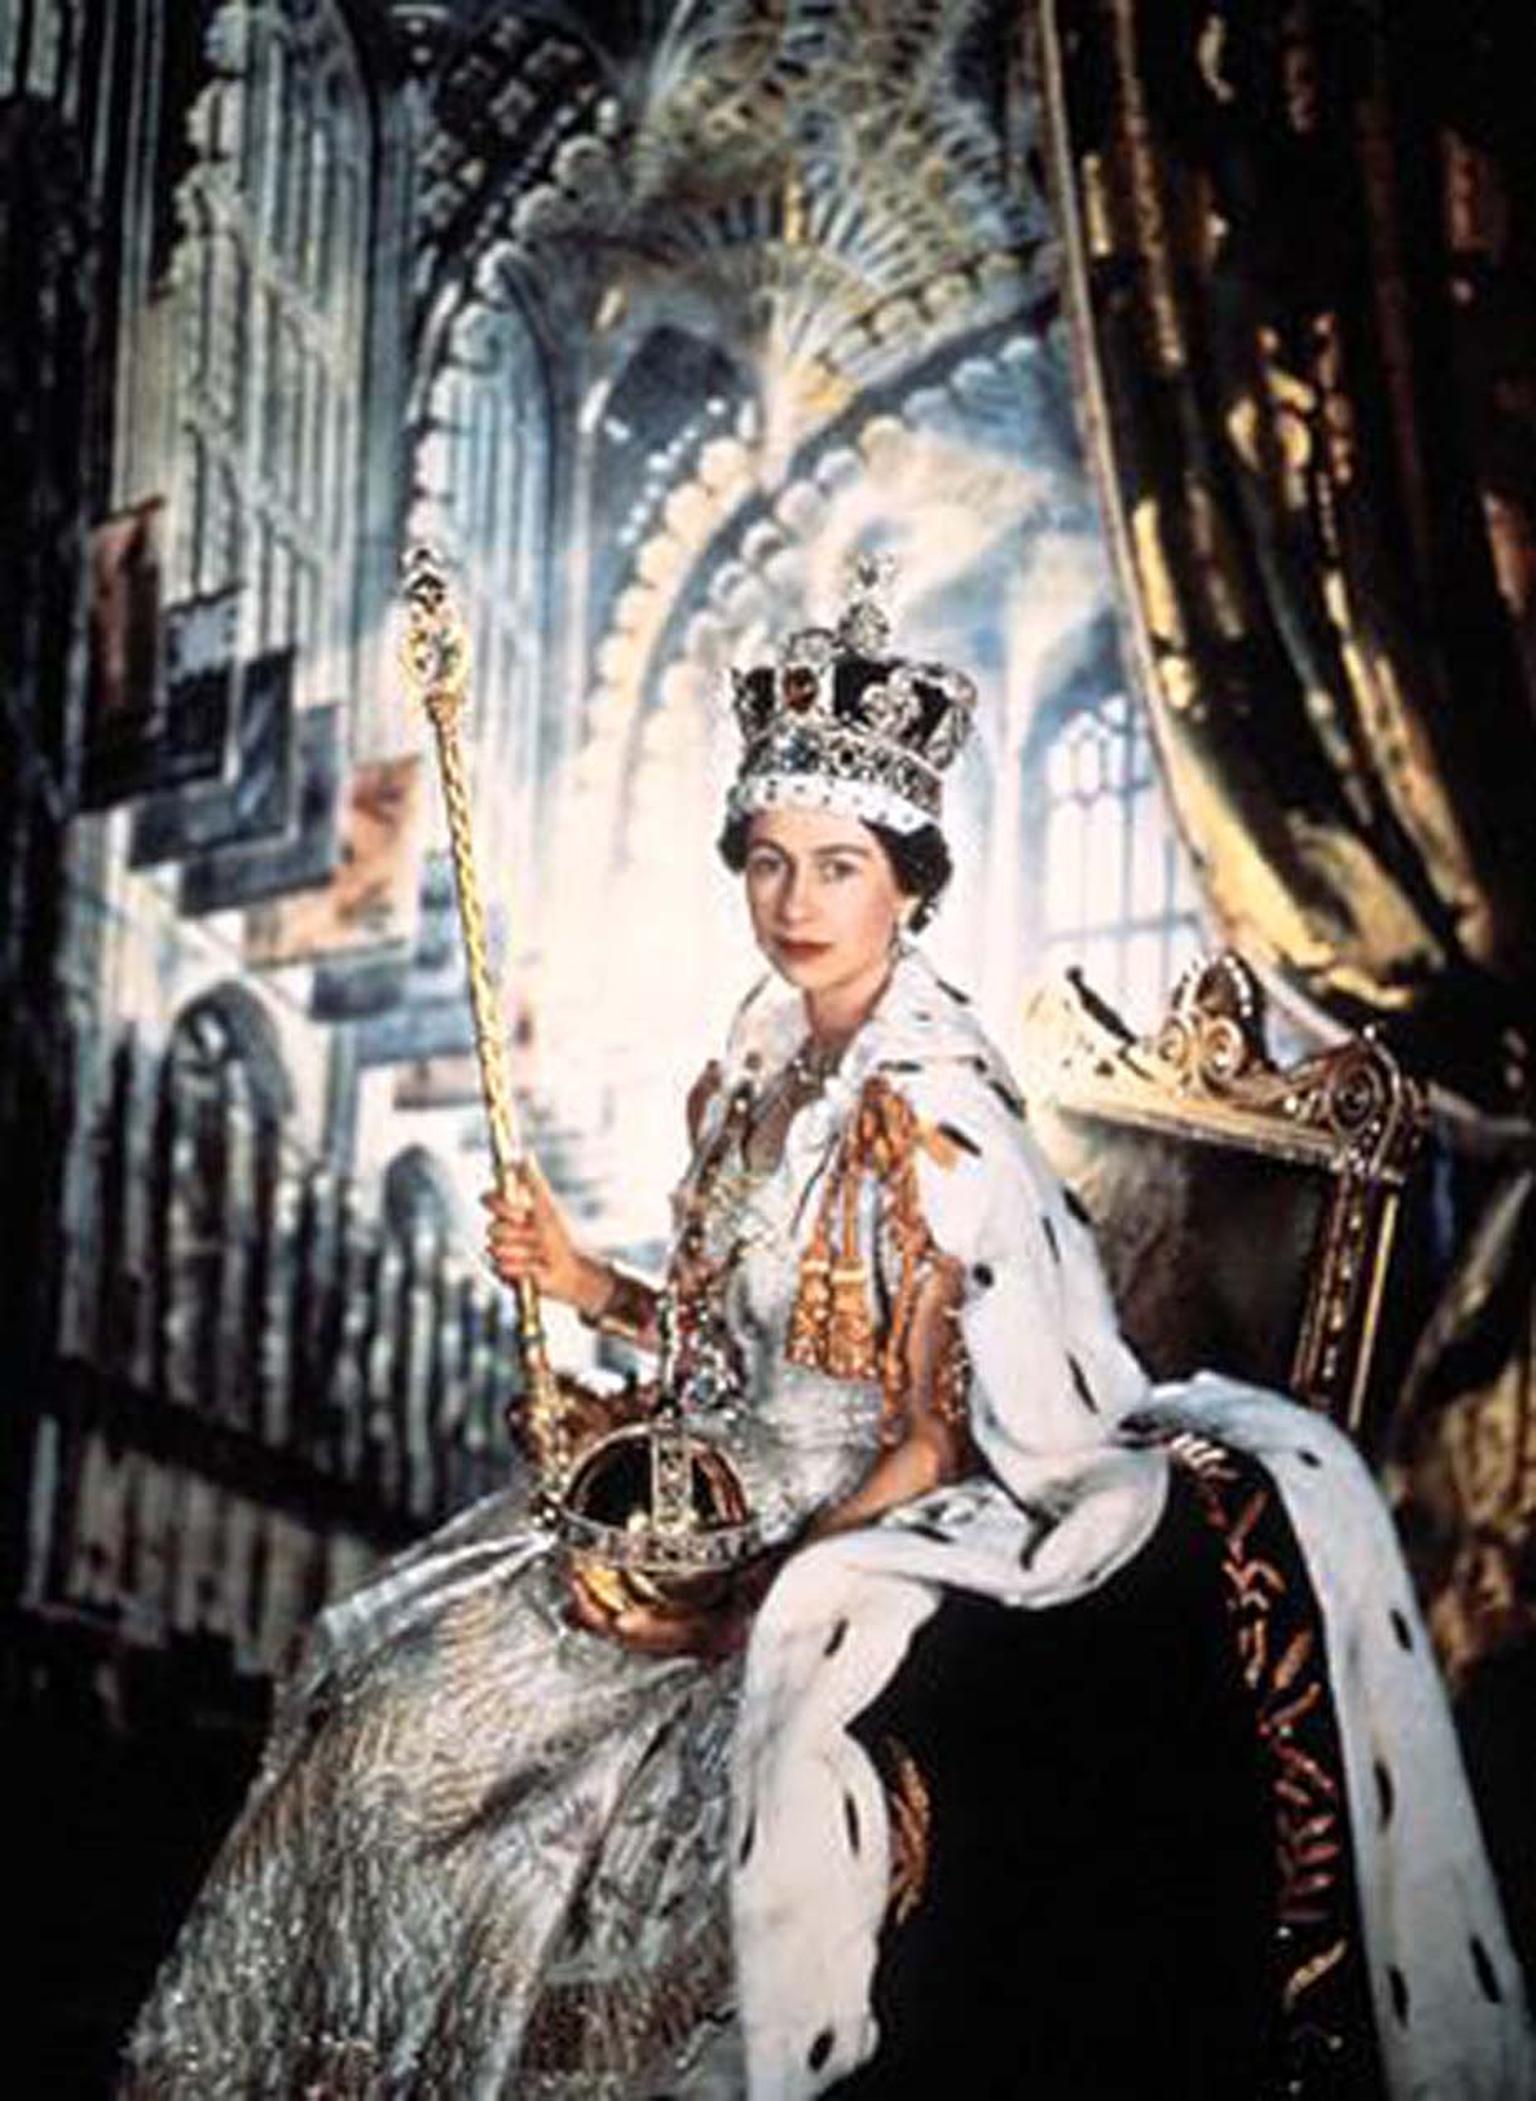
left=786, top=1076, right=965, bottom=1427
left=828, top=1256, right=878, bottom=1380
left=787, top=1221, right=834, bottom=1369
left=827, top=1139, right=878, bottom=1378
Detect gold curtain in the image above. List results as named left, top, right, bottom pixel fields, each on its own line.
left=1035, top=0, right=1535, bottom=1708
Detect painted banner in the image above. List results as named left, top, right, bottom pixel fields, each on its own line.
left=354, top=992, right=474, bottom=1067
left=244, top=753, right=425, bottom=969
left=155, top=589, right=242, bottom=791
left=392, top=1053, right=484, bottom=1111
left=311, top=850, right=464, bottom=1022
left=178, top=703, right=343, bottom=915
left=78, top=498, right=166, bottom=809
left=128, top=648, right=296, bottom=865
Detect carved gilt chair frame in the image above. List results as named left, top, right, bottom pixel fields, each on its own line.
left=1021, top=954, right=1429, bottom=1437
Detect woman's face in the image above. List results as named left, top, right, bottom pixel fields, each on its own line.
left=742, top=808, right=908, bottom=1022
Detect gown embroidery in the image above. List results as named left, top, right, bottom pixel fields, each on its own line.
left=122, top=1036, right=888, bottom=2100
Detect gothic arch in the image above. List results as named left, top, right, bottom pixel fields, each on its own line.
left=382, top=1143, right=455, bottom=1247
left=166, top=981, right=294, bottom=1126
left=406, top=10, right=616, bottom=384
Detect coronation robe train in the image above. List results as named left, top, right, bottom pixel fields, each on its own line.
left=122, top=950, right=1532, bottom=2099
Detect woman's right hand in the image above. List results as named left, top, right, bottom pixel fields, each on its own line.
left=481, top=1162, right=610, bottom=1317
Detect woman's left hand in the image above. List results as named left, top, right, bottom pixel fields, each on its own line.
left=566, top=1546, right=792, bottom=1660
left=566, top=1585, right=748, bottom=1660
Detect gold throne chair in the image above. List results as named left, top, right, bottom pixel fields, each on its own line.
left=1019, top=953, right=1430, bottom=1445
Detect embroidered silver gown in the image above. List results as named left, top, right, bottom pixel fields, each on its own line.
left=121, top=1073, right=887, bottom=2100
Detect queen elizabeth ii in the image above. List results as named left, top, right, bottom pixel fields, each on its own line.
left=122, top=574, right=1530, bottom=2098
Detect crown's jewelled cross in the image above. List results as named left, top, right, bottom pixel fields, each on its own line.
left=845, top=549, right=897, bottom=601
left=838, top=550, right=897, bottom=653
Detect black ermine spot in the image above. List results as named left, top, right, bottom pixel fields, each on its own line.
left=1373, top=1760, right=1394, bottom=1828
left=1470, top=1936, right=1502, bottom=2004
left=1388, top=1966, right=1410, bottom=2025
left=1067, top=1355, right=1099, bottom=1412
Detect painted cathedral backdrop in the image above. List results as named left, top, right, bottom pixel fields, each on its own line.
left=2, top=0, right=1530, bottom=2089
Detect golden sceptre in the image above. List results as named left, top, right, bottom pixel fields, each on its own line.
left=398, top=544, right=571, bottom=1500
left=398, top=546, right=758, bottom=1625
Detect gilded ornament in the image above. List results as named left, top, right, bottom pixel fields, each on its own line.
left=1195, top=16, right=1235, bottom=104
left=1081, top=152, right=1116, bottom=259
left=1130, top=498, right=1187, bottom=647
left=879, top=1736, right=932, bottom=1926
left=1109, top=0, right=1186, bottom=372
left=785, top=1075, right=971, bottom=1449
left=1026, top=952, right=1427, bottom=1434
left=1183, top=470, right=1247, bottom=640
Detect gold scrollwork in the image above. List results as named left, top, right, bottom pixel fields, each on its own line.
left=879, top=1734, right=932, bottom=1927
left=1024, top=951, right=1428, bottom=1430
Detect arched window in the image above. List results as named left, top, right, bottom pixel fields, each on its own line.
left=168, top=0, right=370, bottom=695
left=382, top=1143, right=454, bottom=1252
left=155, top=985, right=292, bottom=1416
left=1029, top=688, right=1204, bottom=1028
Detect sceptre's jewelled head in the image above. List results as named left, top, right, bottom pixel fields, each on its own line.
left=399, top=543, right=472, bottom=712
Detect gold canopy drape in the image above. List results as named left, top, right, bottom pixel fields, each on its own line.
left=1035, top=0, right=1534, bottom=1744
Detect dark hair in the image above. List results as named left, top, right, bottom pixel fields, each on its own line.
left=717, top=809, right=953, bottom=931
